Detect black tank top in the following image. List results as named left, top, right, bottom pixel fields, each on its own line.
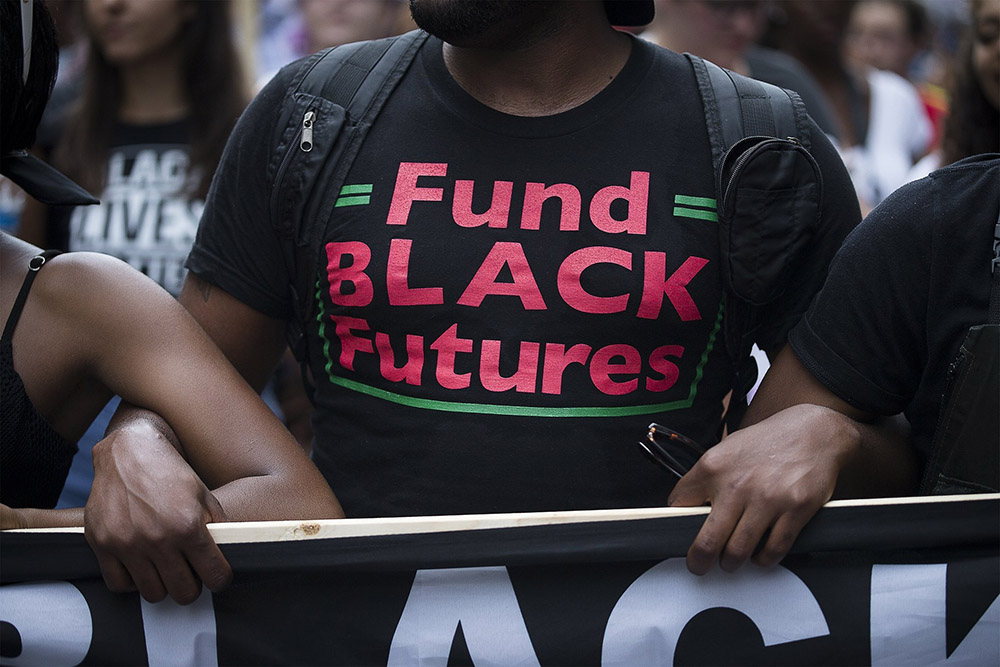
left=1, top=250, right=77, bottom=508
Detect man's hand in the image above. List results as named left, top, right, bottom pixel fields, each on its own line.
left=668, top=403, right=861, bottom=575
left=84, top=420, right=233, bottom=605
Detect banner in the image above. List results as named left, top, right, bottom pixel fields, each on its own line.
left=1, top=495, right=998, bottom=666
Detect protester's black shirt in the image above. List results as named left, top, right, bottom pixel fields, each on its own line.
left=188, top=35, right=860, bottom=517
left=63, top=121, right=202, bottom=296
left=790, top=155, right=1000, bottom=465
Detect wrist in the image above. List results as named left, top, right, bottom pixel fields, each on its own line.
left=821, top=405, right=863, bottom=468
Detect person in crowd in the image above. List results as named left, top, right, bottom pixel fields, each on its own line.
left=102, top=0, right=915, bottom=576
left=845, top=0, right=947, bottom=156
left=254, top=0, right=407, bottom=90
left=763, top=0, right=932, bottom=213
left=19, top=0, right=246, bottom=290
left=1, top=0, right=344, bottom=605
left=14, top=0, right=298, bottom=507
left=642, top=0, right=839, bottom=139
left=846, top=0, right=930, bottom=78
left=672, top=156, right=999, bottom=566
left=741, top=153, right=998, bottom=496
left=908, top=0, right=1000, bottom=180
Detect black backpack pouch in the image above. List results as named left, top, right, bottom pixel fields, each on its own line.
left=267, top=90, right=350, bottom=395
left=718, top=136, right=823, bottom=307
left=269, top=92, right=349, bottom=249
left=920, top=324, right=1000, bottom=494
left=716, top=138, right=822, bottom=434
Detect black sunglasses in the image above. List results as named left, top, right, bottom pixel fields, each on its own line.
left=637, top=423, right=707, bottom=479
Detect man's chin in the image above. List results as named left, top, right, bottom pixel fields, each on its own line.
left=409, top=0, right=542, bottom=47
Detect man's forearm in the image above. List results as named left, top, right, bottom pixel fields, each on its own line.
left=833, top=413, right=918, bottom=499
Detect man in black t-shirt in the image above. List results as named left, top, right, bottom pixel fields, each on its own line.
left=109, top=0, right=917, bottom=575
left=786, top=155, right=1000, bottom=489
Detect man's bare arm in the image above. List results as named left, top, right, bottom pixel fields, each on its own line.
left=669, top=344, right=918, bottom=575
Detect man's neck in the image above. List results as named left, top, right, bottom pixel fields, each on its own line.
left=441, top=10, right=633, bottom=117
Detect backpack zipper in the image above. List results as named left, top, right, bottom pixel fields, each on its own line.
left=300, top=110, right=315, bottom=152
left=270, top=108, right=316, bottom=225
left=920, top=345, right=969, bottom=491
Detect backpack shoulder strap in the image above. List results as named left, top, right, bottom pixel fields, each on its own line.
left=990, top=212, right=1000, bottom=324
left=685, top=53, right=811, bottom=160
left=683, top=53, right=816, bottom=434
left=272, top=29, right=429, bottom=398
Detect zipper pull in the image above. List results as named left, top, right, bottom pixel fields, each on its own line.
left=300, top=110, right=315, bottom=152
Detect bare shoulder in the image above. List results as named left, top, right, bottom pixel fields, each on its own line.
left=33, top=251, right=179, bottom=322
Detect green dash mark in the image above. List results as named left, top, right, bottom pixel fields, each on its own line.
left=673, top=207, right=718, bottom=221
left=335, top=183, right=373, bottom=207
left=674, top=194, right=716, bottom=208
left=673, top=193, right=718, bottom=222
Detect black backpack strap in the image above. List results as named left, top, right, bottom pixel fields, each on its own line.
left=686, top=54, right=810, bottom=161
left=684, top=53, right=817, bottom=434
left=271, top=29, right=428, bottom=401
left=990, top=213, right=1000, bottom=325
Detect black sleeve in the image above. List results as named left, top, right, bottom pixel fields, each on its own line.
left=752, top=119, right=862, bottom=355
left=185, top=64, right=304, bottom=320
left=788, top=176, right=935, bottom=414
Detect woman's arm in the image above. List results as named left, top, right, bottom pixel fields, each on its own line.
left=41, top=252, right=341, bottom=518
left=17, top=251, right=342, bottom=603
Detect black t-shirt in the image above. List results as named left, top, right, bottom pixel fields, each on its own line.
left=59, top=120, right=202, bottom=296
left=790, top=154, right=1000, bottom=466
left=188, top=35, right=860, bottom=517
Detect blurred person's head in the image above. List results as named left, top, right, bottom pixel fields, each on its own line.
left=971, top=0, right=1000, bottom=109
left=765, top=0, right=857, bottom=66
left=941, top=0, right=1000, bottom=164
left=846, top=0, right=929, bottom=76
left=56, top=0, right=247, bottom=199
left=647, top=0, right=770, bottom=71
left=1, top=0, right=59, bottom=154
left=84, top=0, right=194, bottom=68
left=300, top=0, right=402, bottom=53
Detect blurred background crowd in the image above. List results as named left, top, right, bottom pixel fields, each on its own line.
left=4, top=0, right=998, bottom=237
left=2, top=0, right=997, bottom=507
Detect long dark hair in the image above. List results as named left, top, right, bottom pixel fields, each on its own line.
left=53, top=0, right=247, bottom=200
left=940, top=0, right=1000, bottom=166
